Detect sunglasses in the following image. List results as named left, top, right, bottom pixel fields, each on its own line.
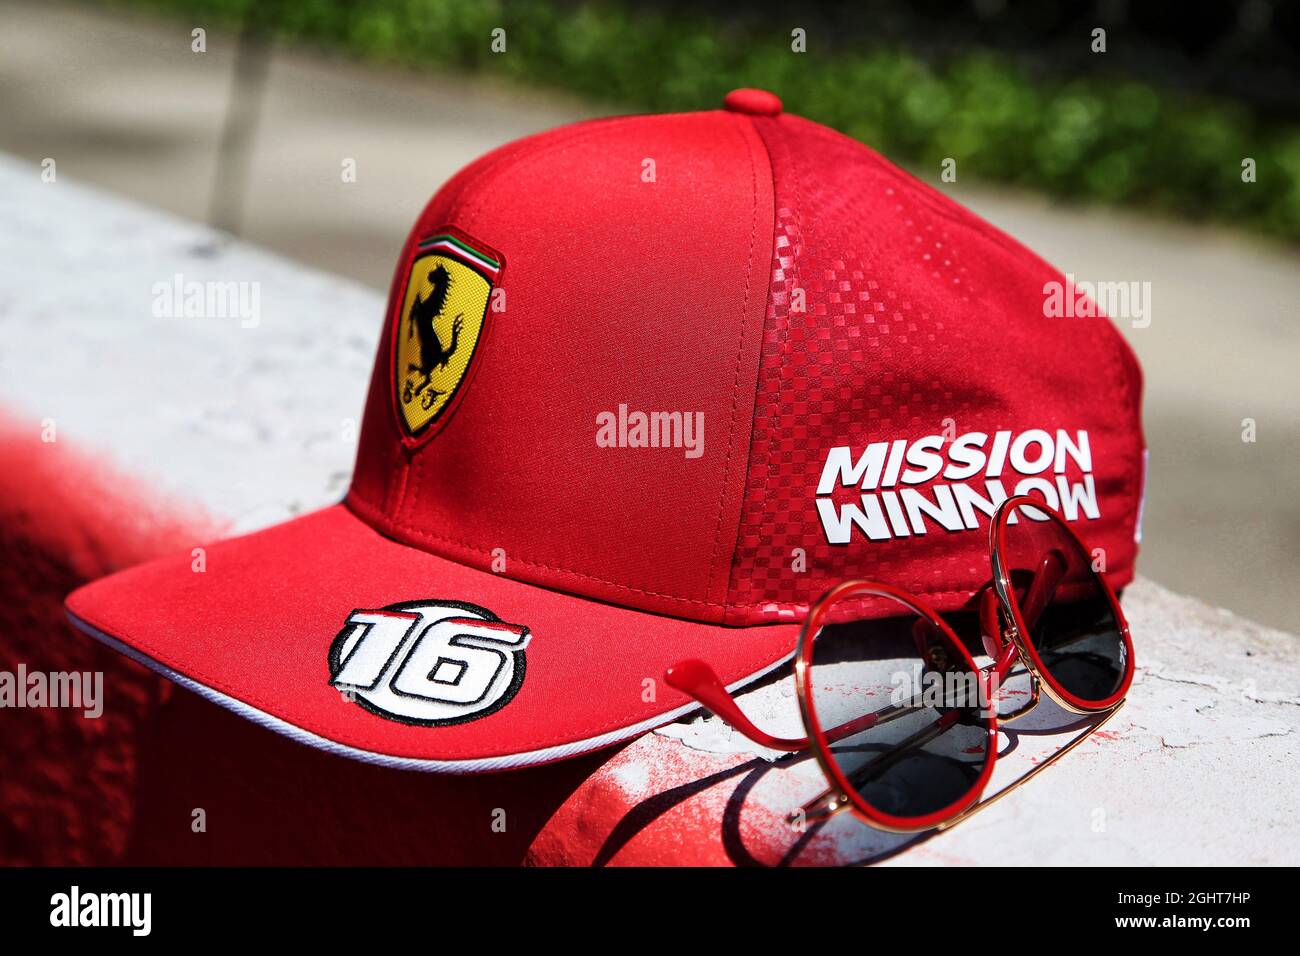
left=665, top=494, right=1135, bottom=834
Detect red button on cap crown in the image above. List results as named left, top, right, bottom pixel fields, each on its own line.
left=723, top=88, right=783, bottom=116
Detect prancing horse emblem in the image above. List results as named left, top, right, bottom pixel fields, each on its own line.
left=403, top=265, right=463, bottom=411
left=393, top=232, right=501, bottom=442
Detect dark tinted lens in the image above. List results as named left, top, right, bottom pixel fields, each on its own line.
left=806, top=595, right=990, bottom=822
left=1000, top=503, right=1128, bottom=704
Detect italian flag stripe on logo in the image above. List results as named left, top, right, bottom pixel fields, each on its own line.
left=417, top=234, right=501, bottom=280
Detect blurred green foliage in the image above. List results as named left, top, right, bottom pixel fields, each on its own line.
left=117, top=0, right=1300, bottom=240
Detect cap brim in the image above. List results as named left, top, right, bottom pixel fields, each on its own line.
left=65, top=504, right=796, bottom=773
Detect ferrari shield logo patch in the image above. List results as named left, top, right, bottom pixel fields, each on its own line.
left=394, top=232, right=501, bottom=441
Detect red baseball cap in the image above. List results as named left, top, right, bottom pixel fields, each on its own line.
left=65, top=89, right=1145, bottom=772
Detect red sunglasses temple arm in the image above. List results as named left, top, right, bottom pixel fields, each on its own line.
left=666, top=659, right=899, bottom=753
left=664, top=660, right=808, bottom=752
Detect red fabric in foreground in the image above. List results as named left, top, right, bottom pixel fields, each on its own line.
left=0, top=419, right=200, bottom=864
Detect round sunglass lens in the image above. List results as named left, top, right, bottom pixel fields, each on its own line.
left=804, top=591, right=991, bottom=824
left=998, top=502, right=1128, bottom=706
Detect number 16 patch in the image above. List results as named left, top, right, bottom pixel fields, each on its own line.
left=329, top=601, right=530, bottom=726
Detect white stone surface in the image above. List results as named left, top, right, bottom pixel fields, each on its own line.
left=0, top=153, right=382, bottom=532
left=3, top=157, right=1297, bottom=864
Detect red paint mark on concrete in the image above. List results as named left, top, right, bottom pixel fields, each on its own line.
left=0, top=414, right=219, bottom=863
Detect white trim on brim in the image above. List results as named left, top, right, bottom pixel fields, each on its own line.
left=66, top=610, right=794, bottom=774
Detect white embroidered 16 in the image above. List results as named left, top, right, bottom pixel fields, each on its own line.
left=329, top=602, right=530, bottom=725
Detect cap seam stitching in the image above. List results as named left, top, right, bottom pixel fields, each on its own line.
left=705, top=111, right=763, bottom=607
left=753, top=118, right=806, bottom=594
